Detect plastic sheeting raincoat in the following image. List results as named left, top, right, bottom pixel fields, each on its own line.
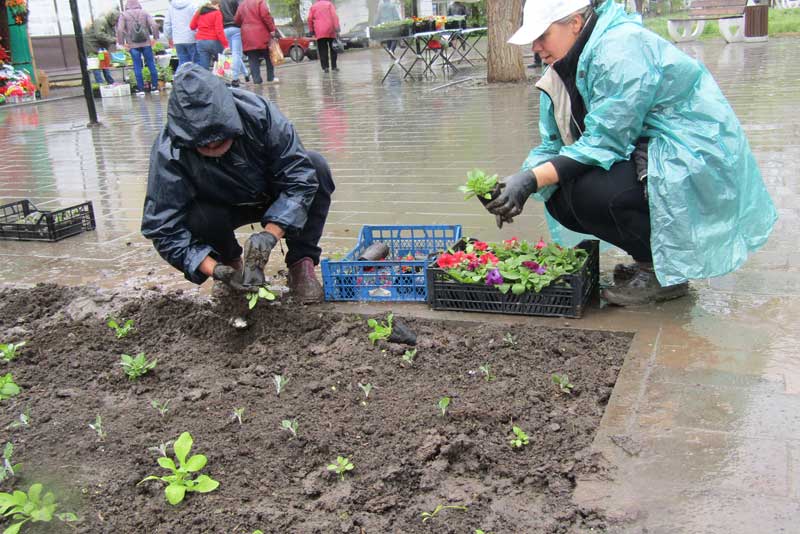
left=141, top=64, right=318, bottom=284
left=523, top=0, right=776, bottom=286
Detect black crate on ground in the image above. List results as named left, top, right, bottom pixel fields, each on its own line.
left=0, top=200, right=96, bottom=242
left=427, top=240, right=599, bottom=318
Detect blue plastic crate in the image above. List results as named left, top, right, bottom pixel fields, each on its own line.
left=321, top=225, right=462, bottom=301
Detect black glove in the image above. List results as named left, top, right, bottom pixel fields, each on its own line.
left=242, top=231, right=279, bottom=288
left=484, top=170, right=538, bottom=220
left=212, top=264, right=248, bottom=292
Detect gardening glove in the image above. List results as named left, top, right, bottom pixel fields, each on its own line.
left=484, top=169, right=538, bottom=220
left=212, top=264, right=248, bottom=292
left=242, top=231, right=279, bottom=288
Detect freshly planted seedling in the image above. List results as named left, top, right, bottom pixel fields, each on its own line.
left=281, top=419, right=298, bottom=439
left=327, top=456, right=354, bottom=481
left=367, top=313, right=393, bottom=344
left=232, top=407, right=245, bottom=425
left=139, top=431, right=220, bottom=505
left=151, top=399, right=170, bottom=417
left=246, top=286, right=276, bottom=310
left=437, top=396, right=451, bottom=417
left=509, top=425, right=530, bottom=448
left=273, top=374, right=289, bottom=397
left=5, top=407, right=30, bottom=430
left=420, top=503, right=468, bottom=523
left=0, top=373, right=21, bottom=401
left=89, top=415, right=107, bottom=440
left=458, top=168, right=499, bottom=200
left=479, top=363, right=496, bottom=382
left=552, top=373, right=574, bottom=394
left=0, top=442, right=20, bottom=483
left=120, top=352, right=157, bottom=380
left=503, top=332, right=516, bottom=346
left=147, top=441, right=174, bottom=457
left=107, top=317, right=135, bottom=339
left=0, top=341, right=25, bottom=362
left=358, top=383, right=373, bottom=401
left=401, top=348, right=417, bottom=366
left=0, top=483, right=78, bottom=533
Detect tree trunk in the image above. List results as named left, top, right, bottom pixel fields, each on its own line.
left=291, top=0, right=304, bottom=37
left=486, top=0, right=525, bottom=83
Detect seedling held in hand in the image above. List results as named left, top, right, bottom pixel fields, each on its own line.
left=420, top=503, right=468, bottom=523
left=509, top=425, right=530, bottom=448
left=0, top=341, right=25, bottom=362
left=139, top=432, right=220, bottom=505
left=458, top=168, right=499, bottom=200
left=438, top=396, right=451, bottom=417
left=151, top=399, right=170, bottom=417
left=0, top=373, right=21, bottom=401
left=479, top=363, right=496, bottom=382
left=327, top=456, right=354, bottom=481
left=232, top=407, right=245, bottom=425
left=281, top=419, right=298, bottom=439
left=401, top=348, right=417, bottom=365
left=89, top=415, right=107, bottom=440
left=0, top=442, right=20, bottom=483
left=552, top=373, right=574, bottom=394
left=120, top=352, right=157, bottom=380
left=107, top=317, right=135, bottom=339
left=0, top=483, right=78, bottom=532
left=367, top=312, right=393, bottom=344
left=246, top=286, right=276, bottom=310
left=358, top=383, right=373, bottom=401
left=273, top=374, right=289, bottom=397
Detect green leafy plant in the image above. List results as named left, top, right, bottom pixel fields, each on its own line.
left=89, top=414, right=107, bottom=440
left=139, top=432, right=220, bottom=505
left=420, top=503, right=468, bottom=523
left=246, top=287, right=276, bottom=310
left=478, top=363, right=495, bottom=382
left=273, top=374, right=289, bottom=397
left=119, top=352, right=157, bottom=380
left=326, top=456, right=354, bottom=481
left=458, top=168, right=498, bottom=200
left=437, top=396, right=451, bottom=417
left=358, top=383, right=373, bottom=401
left=552, top=373, right=574, bottom=394
left=367, top=313, right=393, bottom=344
left=5, top=407, right=30, bottom=430
left=232, top=407, right=245, bottom=425
left=151, top=399, right=170, bottom=417
left=107, top=317, right=134, bottom=338
left=0, top=442, right=20, bottom=484
left=0, top=342, right=26, bottom=363
left=281, top=418, right=298, bottom=439
left=401, top=348, right=417, bottom=365
left=0, top=483, right=78, bottom=533
left=509, top=425, right=529, bottom=448
left=0, top=374, right=21, bottom=401
left=503, top=332, right=516, bottom=345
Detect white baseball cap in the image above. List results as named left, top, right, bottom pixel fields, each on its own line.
left=508, top=0, right=591, bottom=45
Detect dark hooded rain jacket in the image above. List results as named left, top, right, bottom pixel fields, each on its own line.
left=141, top=64, right=318, bottom=284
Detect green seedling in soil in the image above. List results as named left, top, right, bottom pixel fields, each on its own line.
left=107, top=317, right=135, bottom=339
left=147, top=441, right=174, bottom=457
left=476, top=530, right=494, bottom=534
left=420, top=503, right=468, bottom=523
left=327, top=456, right=354, bottom=481
left=503, top=332, right=516, bottom=346
left=367, top=313, right=393, bottom=344
left=509, top=425, right=530, bottom=448
left=438, top=396, right=451, bottom=417
left=139, top=431, right=220, bottom=505
left=479, top=363, right=496, bottom=382
left=552, top=373, right=574, bottom=394
left=246, top=286, right=276, bottom=310
left=89, top=415, right=107, bottom=441
left=0, top=442, right=20, bottom=484
left=459, top=168, right=499, bottom=200
left=5, top=407, right=30, bottom=430
left=151, top=399, right=170, bottom=417
left=120, top=352, right=157, bottom=381
left=0, top=342, right=25, bottom=363
left=273, top=374, right=289, bottom=397
left=281, top=419, right=298, bottom=439
left=358, top=383, right=373, bottom=401
left=401, top=348, right=417, bottom=366
left=232, top=407, right=245, bottom=425
left=0, top=483, right=78, bottom=533
left=0, top=373, right=21, bottom=401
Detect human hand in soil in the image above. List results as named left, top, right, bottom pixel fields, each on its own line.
left=242, top=231, right=278, bottom=288
left=212, top=264, right=248, bottom=292
left=485, top=169, right=538, bottom=220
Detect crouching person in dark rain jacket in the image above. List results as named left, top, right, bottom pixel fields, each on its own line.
left=141, top=63, right=334, bottom=303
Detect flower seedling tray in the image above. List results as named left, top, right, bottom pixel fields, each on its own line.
left=0, top=200, right=96, bottom=242
left=321, top=225, right=462, bottom=302
left=427, top=239, right=599, bottom=318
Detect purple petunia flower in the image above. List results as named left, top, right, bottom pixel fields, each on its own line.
left=485, top=268, right=503, bottom=286
left=535, top=265, right=546, bottom=275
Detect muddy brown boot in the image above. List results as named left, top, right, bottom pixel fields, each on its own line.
left=613, top=262, right=641, bottom=284
left=287, top=257, right=324, bottom=304
left=601, top=266, right=689, bottom=306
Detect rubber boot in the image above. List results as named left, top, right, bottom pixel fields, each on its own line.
left=612, top=262, right=641, bottom=284
left=601, top=265, right=689, bottom=306
left=287, top=257, right=324, bottom=304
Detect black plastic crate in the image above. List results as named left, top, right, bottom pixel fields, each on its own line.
left=426, top=240, right=599, bottom=318
left=0, top=200, right=96, bottom=242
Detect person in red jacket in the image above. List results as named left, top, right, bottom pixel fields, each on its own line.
left=308, top=0, right=340, bottom=73
left=234, top=0, right=278, bottom=84
left=190, top=0, right=229, bottom=70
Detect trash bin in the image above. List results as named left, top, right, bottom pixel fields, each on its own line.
left=744, top=0, right=768, bottom=41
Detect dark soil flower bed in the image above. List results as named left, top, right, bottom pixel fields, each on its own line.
left=0, top=285, right=631, bottom=533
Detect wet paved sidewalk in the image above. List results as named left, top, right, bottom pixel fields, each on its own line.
left=2, top=39, right=800, bottom=532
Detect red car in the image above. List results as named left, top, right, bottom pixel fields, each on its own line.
left=276, top=26, right=314, bottom=63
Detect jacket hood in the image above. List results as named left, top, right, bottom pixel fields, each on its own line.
left=125, top=0, right=142, bottom=10
left=171, top=0, right=195, bottom=9
left=167, top=63, right=244, bottom=148
left=198, top=3, right=218, bottom=14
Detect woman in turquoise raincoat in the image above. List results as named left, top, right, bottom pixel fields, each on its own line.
left=485, top=0, right=776, bottom=306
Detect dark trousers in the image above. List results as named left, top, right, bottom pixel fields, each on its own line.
left=246, top=49, right=274, bottom=83
left=317, top=38, right=338, bottom=70
left=545, top=159, right=652, bottom=262
left=185, top=151, right=335, bottom=266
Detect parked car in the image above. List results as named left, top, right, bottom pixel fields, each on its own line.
left=275, top=26, right=315, bottom=63
left=339, top=22, right=369, bottom=49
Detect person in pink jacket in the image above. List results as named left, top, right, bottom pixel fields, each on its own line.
left=234, top=0, right=279, bottom=83
left=307, top=0, right=340, bottom=73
